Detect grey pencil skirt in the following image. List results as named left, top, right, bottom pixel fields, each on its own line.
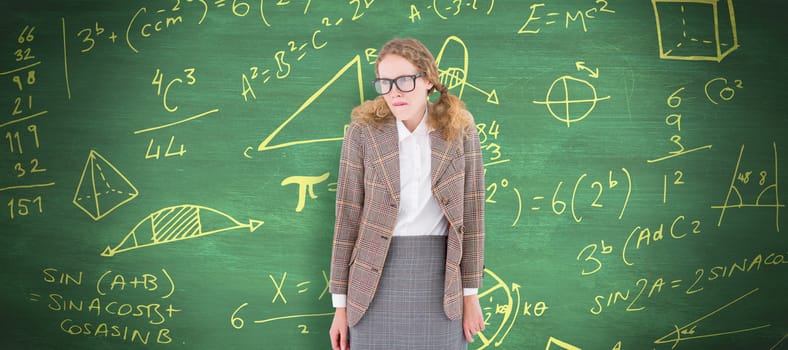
left=349, top=235, right=467, bottom=350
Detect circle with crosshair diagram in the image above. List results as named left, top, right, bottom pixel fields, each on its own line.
left=533, top=75, right=611, bottom=127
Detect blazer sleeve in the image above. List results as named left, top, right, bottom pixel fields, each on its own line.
left=461, top=112, right=485, bottom=289
left=329, top=121, right=366, bottom=295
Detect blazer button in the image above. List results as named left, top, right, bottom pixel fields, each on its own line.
left=458, top=226, right=465, bottom=234
left=372, top=267, right=379, bottom=273
left=441, top=197, right=449, bottom=205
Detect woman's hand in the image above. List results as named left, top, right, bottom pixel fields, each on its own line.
left=329, top=308, right=350, bottom=350
left=463, top=295, right=485, bottom=343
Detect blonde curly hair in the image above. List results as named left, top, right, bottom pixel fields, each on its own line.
left=351, top=38, right=471, bottom=141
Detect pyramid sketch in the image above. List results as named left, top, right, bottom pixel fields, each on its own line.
left=73, top=150, right=139, bottom=221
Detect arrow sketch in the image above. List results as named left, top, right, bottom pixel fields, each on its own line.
left=102, top=204, right=263, bottom=256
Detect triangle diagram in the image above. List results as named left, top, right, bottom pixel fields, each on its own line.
left=257, top=54, right=365, bottom=152
left=654, top=288, right=770, bottom=348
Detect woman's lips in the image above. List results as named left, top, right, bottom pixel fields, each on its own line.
left=392, top=101, right=407, bottom=107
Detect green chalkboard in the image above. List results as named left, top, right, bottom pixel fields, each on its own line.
left=1, top=1, right=786, bottom=349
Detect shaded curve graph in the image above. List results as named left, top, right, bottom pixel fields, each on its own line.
left=101, top=204, right=263, bottom=256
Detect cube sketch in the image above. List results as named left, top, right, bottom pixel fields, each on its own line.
left=652, top=0, right=739, bottom=62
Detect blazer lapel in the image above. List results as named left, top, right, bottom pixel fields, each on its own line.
left=430, top=128, right=462, bottom=187
left=367, top=118, right=401, bottom=203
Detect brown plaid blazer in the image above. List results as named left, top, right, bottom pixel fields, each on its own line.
left=329, top=114, right=485, bottom=327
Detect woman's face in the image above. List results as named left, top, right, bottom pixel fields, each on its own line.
left=376, top=54, right=433, bottom=125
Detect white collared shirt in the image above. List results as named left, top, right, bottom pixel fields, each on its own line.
left=393, top=110, right=448, bottom=237
left=332, top=110, right=477, bottom=308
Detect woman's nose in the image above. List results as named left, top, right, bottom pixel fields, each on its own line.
left=390, top=84, right=404, bottom=95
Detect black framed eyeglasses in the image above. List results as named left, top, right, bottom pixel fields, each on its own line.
left=372, top=72, right=426, bottom=95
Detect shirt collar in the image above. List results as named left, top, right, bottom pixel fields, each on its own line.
left=396, top=107, right=430, bottom=143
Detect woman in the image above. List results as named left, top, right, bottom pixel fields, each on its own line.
left=329, top=38, right=486, bottom=350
